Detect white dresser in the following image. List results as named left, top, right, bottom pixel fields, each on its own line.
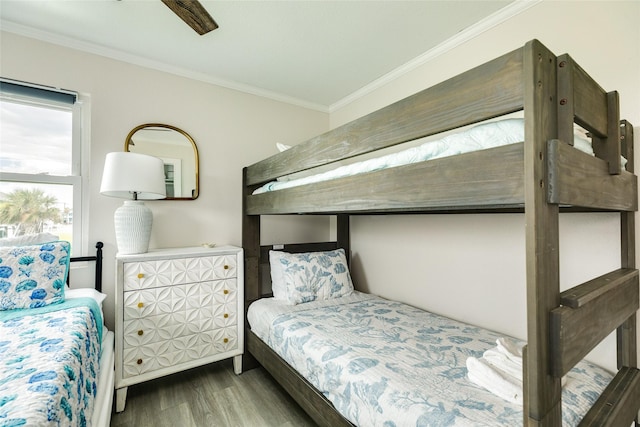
left=114, top=245, right=243, bottom=412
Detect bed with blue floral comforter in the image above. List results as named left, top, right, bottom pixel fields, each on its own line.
left=0, top=298, right=103, bottom=427
left=248, top=292, right=613, bottom=426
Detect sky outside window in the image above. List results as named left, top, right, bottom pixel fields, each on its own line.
left=0, top=100, right=73, bottom=206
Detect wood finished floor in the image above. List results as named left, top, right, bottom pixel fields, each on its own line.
left=110, top=359, right=318, bottom=427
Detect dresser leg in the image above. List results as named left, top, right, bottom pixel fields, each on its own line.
left=233, top=355, right=243, bottom=375
left=115, top=387, right=128, bottom=412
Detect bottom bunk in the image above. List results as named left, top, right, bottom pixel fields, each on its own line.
left=243, top=244, right=640, bottom=426
left=248, top=292, right=613, bottom=427
left=0, top=241, right=113, bottom=427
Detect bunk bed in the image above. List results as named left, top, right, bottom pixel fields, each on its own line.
left=242, top=39, right=640, bottom=426
left=0, top=241, right=114, bottom=427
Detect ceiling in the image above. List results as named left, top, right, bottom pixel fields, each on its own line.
left=0, top=0, right=525, bottom=111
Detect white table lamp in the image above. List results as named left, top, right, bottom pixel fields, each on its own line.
left=100, top=152, right=166, bottom=254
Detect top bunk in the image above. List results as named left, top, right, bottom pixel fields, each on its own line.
left=243, top=39, right=637, bottom=216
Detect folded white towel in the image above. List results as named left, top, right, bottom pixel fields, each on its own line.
left=496, top=337, right=524, bottom=363
left=467, top=337, right=567, bottom=406
left=466, top=356, right=523, bottom=405
left=483, top=348, right=522, bottom=380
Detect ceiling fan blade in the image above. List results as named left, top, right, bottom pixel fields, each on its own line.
left=161, top=0, right=218, bottom=35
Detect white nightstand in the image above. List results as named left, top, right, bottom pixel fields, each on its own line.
left=114, top=245, right=244, bottom=412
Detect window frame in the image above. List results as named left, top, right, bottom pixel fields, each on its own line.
left=0, top=79, right=89, bottom=256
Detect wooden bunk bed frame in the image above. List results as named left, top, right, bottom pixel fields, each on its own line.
left=242, top=39, right=640, bottom=426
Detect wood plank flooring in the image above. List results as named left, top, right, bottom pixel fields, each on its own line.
left=110, top=360, right=318, bottom=427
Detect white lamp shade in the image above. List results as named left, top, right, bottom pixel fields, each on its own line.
left=100, top=152, right=166, bottom=200
left=100, top=151, right=166, bottom=254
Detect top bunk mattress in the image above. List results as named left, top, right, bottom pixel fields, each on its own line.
left=248, top=292, right=612, bottom=426
left=253, top=118, right=600, bottom=195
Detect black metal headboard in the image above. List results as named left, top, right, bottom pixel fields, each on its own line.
left=69, top=241, right=104, bottom=292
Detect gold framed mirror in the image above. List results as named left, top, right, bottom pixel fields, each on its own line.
left=125, top=124, right=199, bottom=200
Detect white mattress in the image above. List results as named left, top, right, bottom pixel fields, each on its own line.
left=92, top=328, right=115, bottom=427
left=248, top=292, right=375, bottom=338
left=253, top=118, right=599, bottom=195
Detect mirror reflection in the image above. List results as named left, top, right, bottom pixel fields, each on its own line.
left=125, top=124, right=199, bottom=200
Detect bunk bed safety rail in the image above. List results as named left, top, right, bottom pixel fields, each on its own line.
left=245, top=47, right=525, bottom=187
left=557, top=54, right=621, bottom=175
left=247, top=44, right=622, bottom=191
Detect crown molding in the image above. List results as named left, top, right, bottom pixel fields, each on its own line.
left=329, top=0, right=541, bottom=113
left=0, top=20, right=329, bottom=113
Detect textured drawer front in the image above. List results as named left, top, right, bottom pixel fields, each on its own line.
left=122, top=327, right=238, bottom=378
left=123, top=278, right=236, bottom=320
left=123, top=312, right=239, bottom=349
left=123, top=254, right=238, bottom=291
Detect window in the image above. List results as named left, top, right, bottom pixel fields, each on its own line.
left=0, top=78, right=88, bottom=255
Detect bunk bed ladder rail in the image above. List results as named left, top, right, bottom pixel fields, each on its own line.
left=525, top=41, right=639, bottom=426
left=551, top=71, right=640, bottom=426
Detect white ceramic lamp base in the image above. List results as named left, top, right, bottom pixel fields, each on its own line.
left=114, top=200, right=153, bottom=255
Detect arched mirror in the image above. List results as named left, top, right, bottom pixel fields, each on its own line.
left=125, top=124, right=199, bottom=200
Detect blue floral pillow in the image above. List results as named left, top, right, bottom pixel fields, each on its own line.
left=0, top=241, right=70, bottom=310
left=278, top=249, right=354, bottom=305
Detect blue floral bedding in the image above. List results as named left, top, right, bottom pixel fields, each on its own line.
left=251, top=294, right=612, bottom=426
left=0, top=298, right=102, bottom=427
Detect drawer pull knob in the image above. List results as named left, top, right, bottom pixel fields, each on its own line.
left=137, top=359, right=143, bottom=365
left=223, top=313, right=229, bottom=318
left=223, top=338, right=229, bottom=343
left=223, top=265, right=229, bottom=270
left=137, top=273, right=144, bottom=279
left=223, top=289, right=229, bottom=295
left=137, top=330, right=144, bottom=336
left=137, top=302, right=144, bottom=308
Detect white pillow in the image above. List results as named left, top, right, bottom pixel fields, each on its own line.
left=274, top=249, right=354, bottom=305
left=65, top=287, right=107, bottom=306
left=66, top=287, right=107, bottom=324
left=276, top=142, right=291, bottom=152
left=0, top=232, right=59, bottom=247
left=269, top=250, right=287, bottom=300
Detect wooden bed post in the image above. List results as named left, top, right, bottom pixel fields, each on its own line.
left=243, top=167, right=261, bottom=302
left=594, top=91, right=623, bottom=175
left=243, top=167, right=261, bottom=370
left=336, top=214, right=350, bottom=264
left=619, top=121, right=639, bottom=426
left=523, top=39, right=562, bottom=426
left=556, top=54, right=575, bottom=149
left=617, top=122, right=637, bottom=367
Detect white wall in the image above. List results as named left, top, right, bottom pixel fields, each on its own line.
left=332, top=0, right=640, bottom=372
left=0, top=31, right=330, bottom=329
